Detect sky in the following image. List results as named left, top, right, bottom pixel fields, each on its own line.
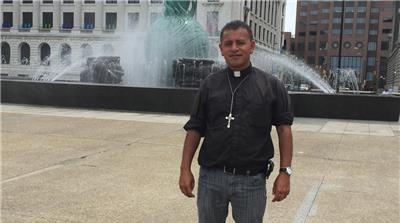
left=284, top=0, right=297, bottom=34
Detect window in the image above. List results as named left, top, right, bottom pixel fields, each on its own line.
left=370, top=8, right=379, bottom=13
left=367, top=57, right=375, bottom=66
left=61, top=43, right=71, bottom=65
left=298, top=32, right=305, bottom=37
left=320, top=30, right=328, bottom=35
left=356, top=29, right=364, bottom=34
left=105, top=0, right=117, bottom=3
left=334, top=7, right=342, bottom=13
left=307, top=56, right=315, bottom=64
left=62, top=12, right=74, bottom=29
left=369, top=30, right=378, bottom=35
left=330, top=56, right=363, bottom=74
left=321, top=19, right=329, bottom=24
left=207, top=11, right=219, bottom=36
left=22, top=12, right=33, bottom=28
left=318, top=56, right=326, bottom=65
left=3, top=0, right=13, bottom=3
left=254, top=23, right=257, bottom=39
left=2, top=12, right=13, bottom=28
left=344, top=18, right=353, bottom=23
left=42, top=12, right=53, bottom=28
left=81, top=44, right=93, bottom=59
left=344, top=42, right=351, bottom=48
left=333, top=18, right=341, bottom=24
left=105, top=12, right=117, bottom=30
left=63, top=0, right=74, bottom=3
left=127, top=12, right=139, bottom=31
left=321, top=9, right=330, bottom=14
left=20, top=42, right=30, bottom=65
left=381, top=41, right=389, bottom=50
left=357, top=7, right=366, bottom=13
left=345, top=7, right=354, bottom=13
left=150, top=12, right=161, bottom=24
left=128, top=0, right=139, bottom=3
left=369, top=19, right=378, bottom=24
left=1, top=42, right=10, bottom=64
left=310, top=10, right=318, bottom=16
left=150, top=0, right=162, bottom=3
left=309, top=31, right=317, bottom=36
left=383, top=18, right=393, bottom=23
left=22, top=0, right=32, bottom=3
left=84, top=0, right=95, bottom=3
left=40, top=43, right=51, bottom=66
left=356, top=18, right=365, bottom=23
left=344, top=29, right=352, bottom=35
left=300, top=12, right=307, bottom=16
left=332, top=41, right=339, bottom=49
left=382, top=29, right=391, bottom=34
left=332, top=29, right=340, bottom=35
left=368, top=42, right=376, bottom=51
left=297, top=43, right=305, bottom=51
left=308, top=42, right=316, bottom=51
left=43, top=0, right=53, bottom=3
left=84, top=12, right=95, bottom=29
left=299, top=1, right=307, bottom=6
left=319, top=41, right=327, bottom=50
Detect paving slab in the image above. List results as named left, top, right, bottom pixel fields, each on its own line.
left=1, top=104, right=399, bottom=223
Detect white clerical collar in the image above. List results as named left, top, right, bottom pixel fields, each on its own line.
left=234, top=71, right=241, bottom=78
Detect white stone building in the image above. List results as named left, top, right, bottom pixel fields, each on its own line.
left=1, top=0, right=286, bottom=79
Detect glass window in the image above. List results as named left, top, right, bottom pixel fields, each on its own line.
left=356, top=29, right=364, bottom=34
left=63, top=0, right=74, bottom=3
left=127, top=12, right=139, bottom=31
left=381, top=41, right=389, bottom=50
left=332, top=29, right=341, bottom=35
left=344, top=29, right=353, bottom=35
left=61, top=44, right=71, bottom=65
left=40, top=43, right=51, bottom=66
left=84, top=12, right=95, bottom=29
left=20, top=42, right=30, bottom=65
left=344, top=18, right=353, bottom=23
left=307, top=56, right=315, bottom=64
left=22, top=0, right=32, bottom=3
left=333, top=18, right=341, bottom=23
left=321, top=8, right=330, bottom=13
left=382, top=29, right=391, bottom=34
left=320, top=30, right=328, bottom=35
left=319, top=41, right=327, bottom=50
left=105, top=12, right=117, bottom=30
left=308, top=42, right=316, bottom=50
left=298, top=32, right=306, bottom=37
left=356, top=18, right=365, bottom=23
left=62, top=12, right=74, bottom=29
left=1, top=42, right=10, bottom=64
left=3, top=0, right=13, bottom=3
left=369, top=30, right=378, bottom=35
left=128, top=0, right=139, bottom=3
left=43, top=0, right=53, bottom=3
left=321, top=19, right=329, bottom=24
left=310, top=11, right=318, bottom=16
left=299, top=1, right=307, bottom=6
left=370, top=19, right=378, bottom=24
left=150, top=0, right=163, bottom=3
left=105, top=0, right=117, bottom=3
left=357, top=7, right=366, bottom=12
left=334, top=7, right=342, bottom=13
left=368, top=42, right=376, bottom=50
left=22, top=12, right=33, bottom=28
left=2, top=12, right=13, bottom=28
left=367, top=57, right=375, bottom=66
left=309, top=31, right=317, bottom=36
left=370, top=8, right=379, bottom=13
left=297, top=43, right=305, bottom=51
left=42, top=12, right=53, bottom=28
left=84, top=0, right=95, bottom=3
left=300, top=12, right=307, bottom=16
left=345, top=7, right=354, bottom=12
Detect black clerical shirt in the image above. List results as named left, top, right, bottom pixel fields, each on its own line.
left=184, top=64, right=293, bottom=170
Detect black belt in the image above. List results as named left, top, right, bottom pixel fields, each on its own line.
left=216, top=166, right=266, bottom=176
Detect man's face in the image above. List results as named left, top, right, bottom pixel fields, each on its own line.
left=219, top=27, right=256, bottom=71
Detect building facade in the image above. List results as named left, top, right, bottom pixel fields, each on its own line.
left=294, top=0, right=394, bottom=91
left=386, top=1, right=400, bottom=92
left=0, top=0, right=286, bottom=79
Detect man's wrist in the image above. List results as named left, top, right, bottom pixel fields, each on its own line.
left=279, top=167, right=292, bottom=176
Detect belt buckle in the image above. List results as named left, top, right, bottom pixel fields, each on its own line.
left=223, top=166, right=236, bottom=175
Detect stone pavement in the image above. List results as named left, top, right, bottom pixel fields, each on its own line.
left=1, top=104, right=399, bottom=223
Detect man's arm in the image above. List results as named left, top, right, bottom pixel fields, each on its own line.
left=272, top=124, right=293, bottom=202
left=179, top=130, right=201, bottom=198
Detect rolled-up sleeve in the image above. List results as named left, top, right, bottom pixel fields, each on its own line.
left=271, top=80, right=294, bottom=126
left=183, top=82, right=207, bottom=136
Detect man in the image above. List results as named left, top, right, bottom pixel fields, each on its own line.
left=179, top=20, right=293, bottom=223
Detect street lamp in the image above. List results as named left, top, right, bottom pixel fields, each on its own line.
left=335, top=0, right=345, bottom=93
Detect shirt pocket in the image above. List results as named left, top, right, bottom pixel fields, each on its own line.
left=247, top=100, right=271, bottom=127
left=207, top=96, right=230, bottom=128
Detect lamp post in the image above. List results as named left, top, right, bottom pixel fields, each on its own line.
left=335, top=0, right=345, bottom=93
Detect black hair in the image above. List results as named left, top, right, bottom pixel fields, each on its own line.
left=219, top=20, right=253, bottom=41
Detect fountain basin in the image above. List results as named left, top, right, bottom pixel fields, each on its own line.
left=1, top=80, right=399, bottom=121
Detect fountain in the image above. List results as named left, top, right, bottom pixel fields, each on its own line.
left=1, top=0, right=399, bottom=121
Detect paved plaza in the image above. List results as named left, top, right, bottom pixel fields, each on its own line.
left=1, top=103, right=399, bottom=223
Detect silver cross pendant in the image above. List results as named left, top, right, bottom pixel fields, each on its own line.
left=225, top=113, right=235, bottom=128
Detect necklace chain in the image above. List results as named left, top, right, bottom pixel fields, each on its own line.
left=225, top=70, right=250, bottom=128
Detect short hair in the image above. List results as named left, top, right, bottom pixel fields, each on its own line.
left=220, top=20, right=253, bottom=41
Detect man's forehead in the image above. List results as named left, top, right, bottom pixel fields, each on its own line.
left=221, top=28, right=251, bottom=40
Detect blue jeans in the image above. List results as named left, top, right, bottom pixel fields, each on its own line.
left=197, top=166, right=267, bottom=223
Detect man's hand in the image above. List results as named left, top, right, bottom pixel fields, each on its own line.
left=179, top=168, right=195, bottom=198
left=272, top=172, right=290, bottom=202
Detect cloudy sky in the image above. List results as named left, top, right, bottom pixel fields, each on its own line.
left=284, top=0, right=297, bottom=34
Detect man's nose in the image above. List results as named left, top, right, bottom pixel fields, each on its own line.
left=231, top=43, right=239, bottom=51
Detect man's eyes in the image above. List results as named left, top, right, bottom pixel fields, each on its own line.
left=223, top=41, right=246, bottom=46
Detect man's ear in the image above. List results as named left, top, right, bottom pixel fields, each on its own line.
left=250, top=40, right=256, bottom=53
left=219, top=43, right=224, bottom=56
